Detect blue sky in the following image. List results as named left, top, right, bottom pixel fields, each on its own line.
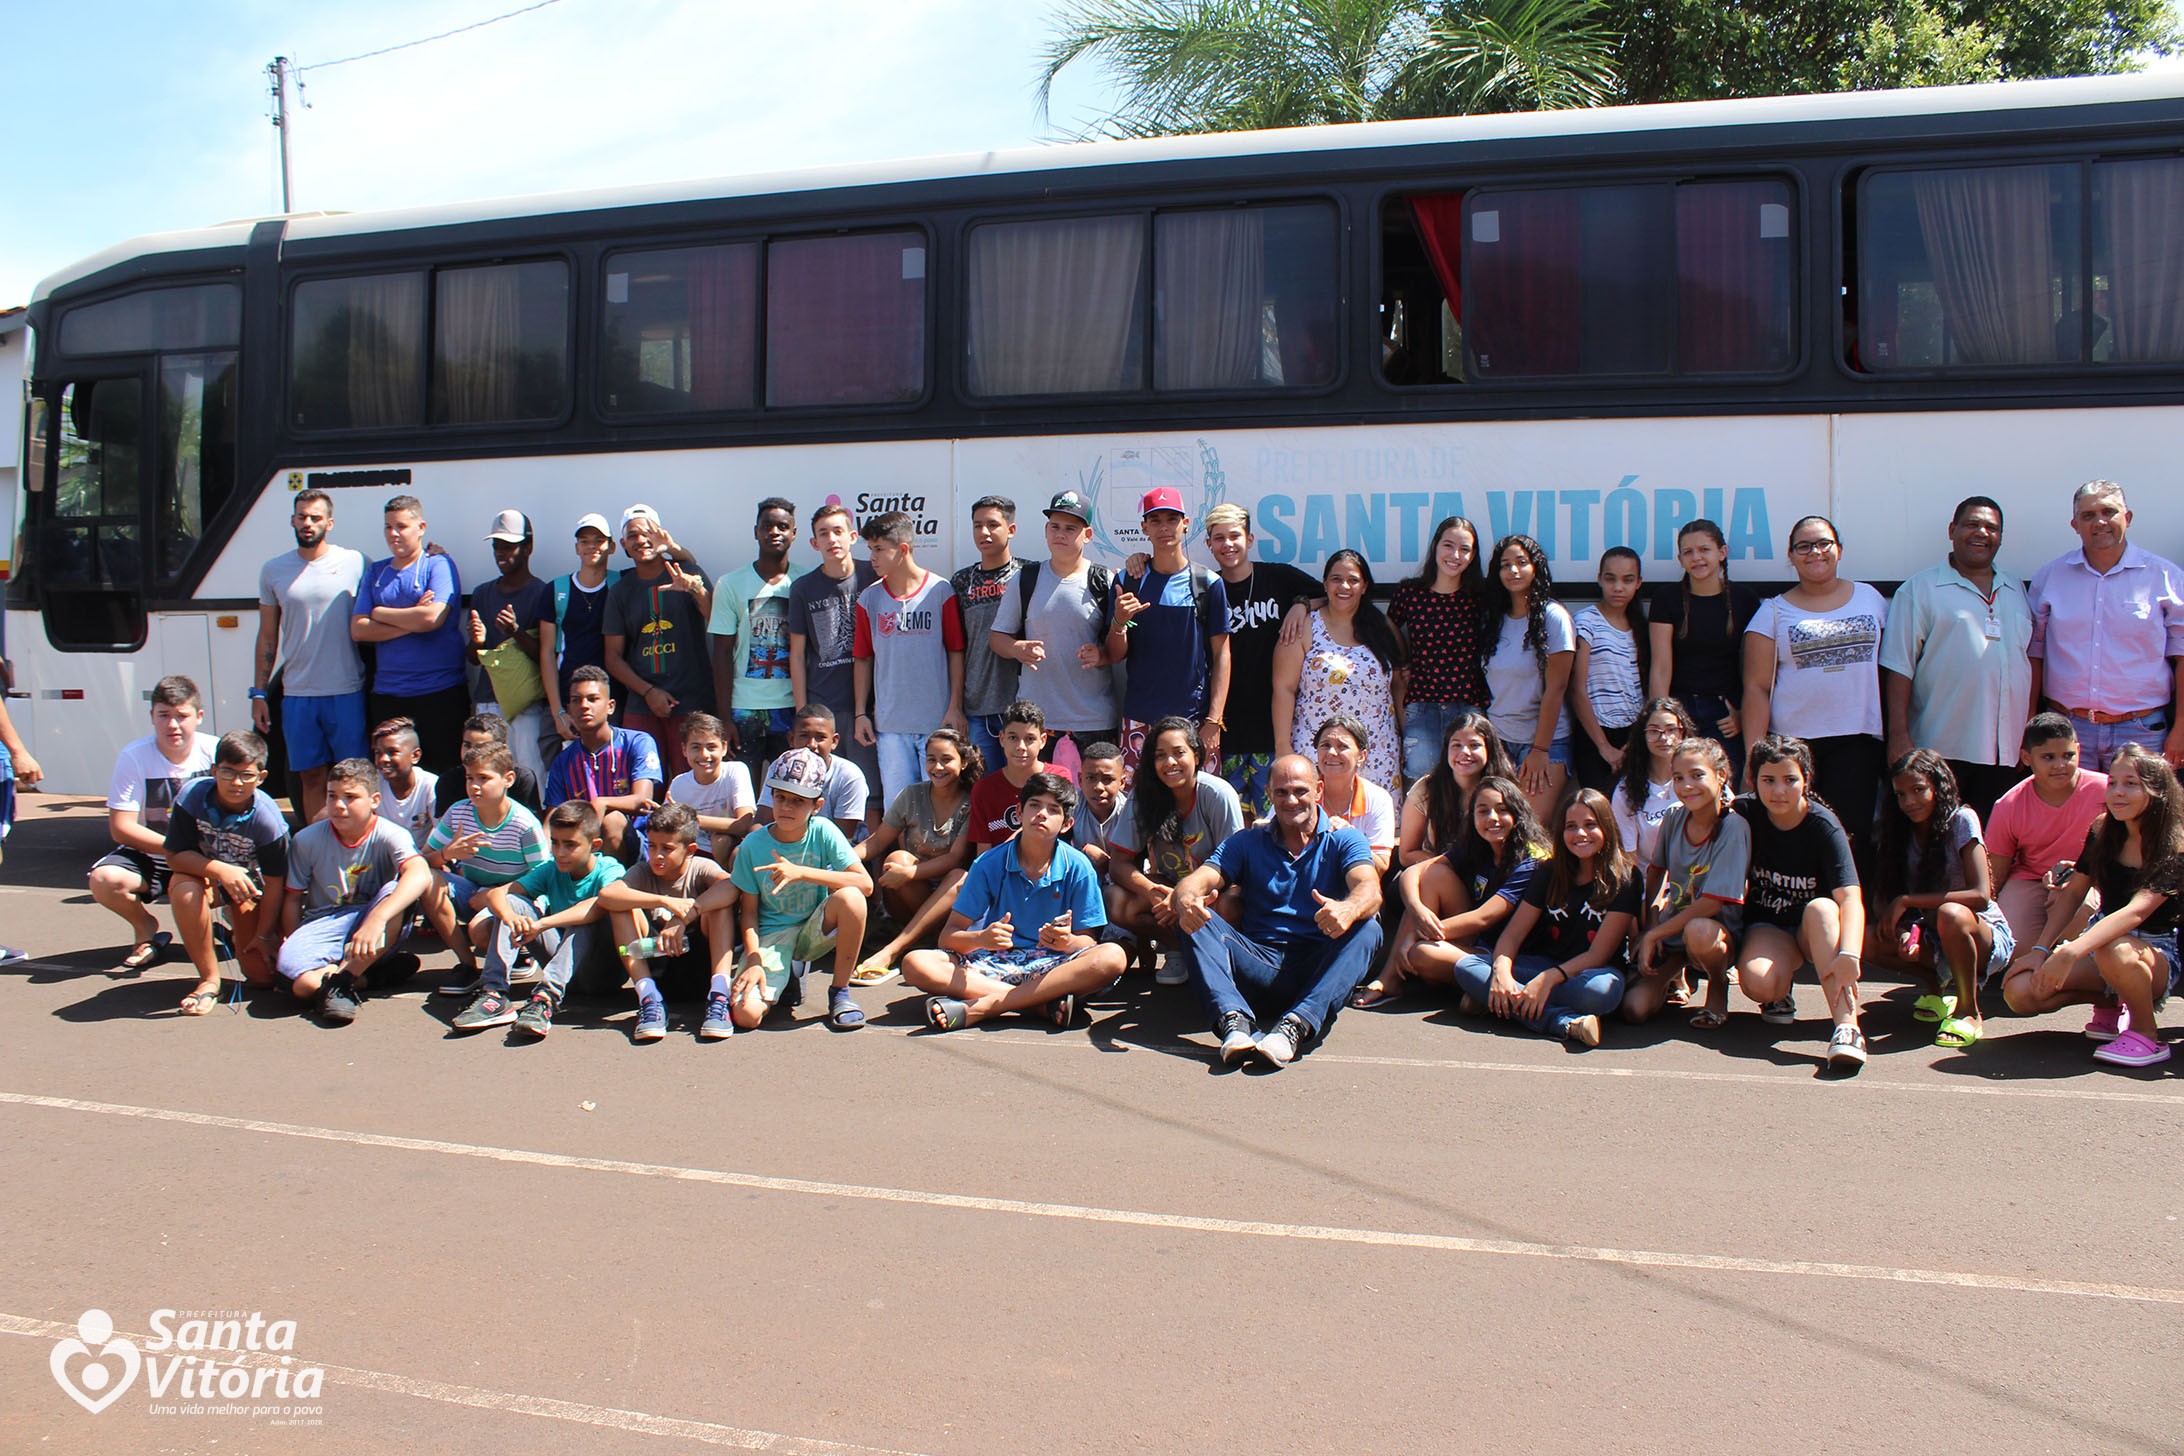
left=0, top=0, right=1122, bottom=307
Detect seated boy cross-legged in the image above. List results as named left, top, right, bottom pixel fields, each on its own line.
left=462, top=801, right=626, bottom=1038
left=163, top=730, right=292, bottom=1013
left=277, top=757, right=435, bottom=1025
left=420, top=742, right=550, bottom=996
left=904, top=772, right=1125, bottom=1032
left=595, top=802, right=739, bottom=1043
left=721, top=747, right=873, bottom=1032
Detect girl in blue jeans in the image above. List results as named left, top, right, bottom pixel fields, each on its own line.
left=1455, top=787, right=1636, bottom=1048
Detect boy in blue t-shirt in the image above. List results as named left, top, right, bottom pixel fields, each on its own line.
left=902, top=772, right=1125, bottom=1033
left=544, top=665, right=663, bottom=860
left=163, top=731, right=291, bottom=1013
left=712, top=747, right=871, bottom=1033
left=1103, top=487, right=1231, bottom=773
left=463, top=800, right=626, bottom=1038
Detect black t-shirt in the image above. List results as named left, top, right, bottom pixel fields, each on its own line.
left=469, top=575, right=553, bottom=702
left=1646, top=581, right=1760, bottom=700
left=557, top=578, right=611, bottom=697
left=1222, top=561, right=1320, bottom=755
left=1520, top=864, right=1642, bottom=964
left=1735, top=795, right=1858, bottom=929
left=2080, top=826, right=2184, bottom=937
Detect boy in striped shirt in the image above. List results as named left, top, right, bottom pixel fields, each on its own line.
left=419, top=742, right=550, bottom=993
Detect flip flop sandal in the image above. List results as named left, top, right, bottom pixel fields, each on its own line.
left=1689, top=1007, right=1729, bottom=1030
left=1912, top=993, right=1957, bottom=1023
left=924, top=996, right=969, bottom=1032
left=1349, top=982, right=1397, bottom=1010
left=119, top=932, right=173, bottom=972
left=1934, top=1015, right=1983, bottom=1048
left=177, top=989, right=221, bottom=1016
left=1046, top=993, right=1077, bottom=1029
left=848, top=961, right=895, bottom=987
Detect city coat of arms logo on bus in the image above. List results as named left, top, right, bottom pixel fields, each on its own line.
left=1085, top=440, right=1227, bottom=560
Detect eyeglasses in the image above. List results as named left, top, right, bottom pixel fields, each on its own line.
left=1788, top=539, right=1839, bottom=556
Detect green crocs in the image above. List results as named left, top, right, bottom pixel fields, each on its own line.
left=1912, top=992, right=1957, bottom=1023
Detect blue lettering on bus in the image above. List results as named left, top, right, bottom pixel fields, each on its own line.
left=1257, top=495, right=1299, bottom=561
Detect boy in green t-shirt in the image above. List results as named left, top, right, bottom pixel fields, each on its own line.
left=463, top=800, right=626, bottom=1038
left=709, top=747, right=871, bottom=1033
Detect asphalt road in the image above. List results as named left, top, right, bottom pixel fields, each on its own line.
left=2, top=791, right=2180, bottom=1455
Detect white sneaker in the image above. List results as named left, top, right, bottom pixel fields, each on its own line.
left=1254, top=1014, right=1310, bottom=1068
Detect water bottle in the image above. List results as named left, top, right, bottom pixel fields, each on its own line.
left=619, top=936, right=660, bottom=960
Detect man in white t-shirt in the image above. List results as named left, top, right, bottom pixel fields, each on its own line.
left=90, top=675, right=218, bottom=971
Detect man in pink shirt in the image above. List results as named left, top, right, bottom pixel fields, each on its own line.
left=2026, top=480, right=2184, bottom=772
left=1986, top=713, right=2107, bottom=952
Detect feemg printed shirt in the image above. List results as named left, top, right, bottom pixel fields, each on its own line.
left=1746, top=582, right=1888, bottom=740
left=851, top=570, right=967, bottom=733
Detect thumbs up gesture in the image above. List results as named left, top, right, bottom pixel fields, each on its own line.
left=981, top=913, right=1015, bottom=951
left=1038, top=910, right=1075, bottom=951
left=1311, top=888, right=1350, bottom=938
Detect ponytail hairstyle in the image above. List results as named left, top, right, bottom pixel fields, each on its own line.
left=1619, top=697, right=1700, bottom=818
left=1425, top=710, right=1517, bottom=851
left=1876, top=748, right=1960, bottom=902
left=1673, top=518, right=1731, bottom=643
left=1546, top=787, right=1633, bottom=914
left=924, top=726, right=984, bottom=793
left=1131, top=715, right=1205, bottom=858
left=1455, top=774, right=1550, bottom=875
left=2082, top=743, right=2184, bottom=894
left=1322, top=549, right=1408, bottom=675
left=1484, top=534, right=1556, bottom=671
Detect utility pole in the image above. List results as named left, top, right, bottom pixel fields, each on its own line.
left=267, top=56, right=295, bottom=212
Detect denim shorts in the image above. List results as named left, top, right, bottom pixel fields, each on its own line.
left=2088, top=910, right=2182, bottom=1002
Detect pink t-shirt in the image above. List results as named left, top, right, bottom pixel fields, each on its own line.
left=1985, top=771, right=2107, bottom=881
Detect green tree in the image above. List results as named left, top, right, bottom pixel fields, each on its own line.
left=1038, top=0, right=1619, bottom=137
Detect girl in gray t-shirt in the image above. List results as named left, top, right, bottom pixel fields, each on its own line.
left=1629, top=738, right=1748, bottom=1025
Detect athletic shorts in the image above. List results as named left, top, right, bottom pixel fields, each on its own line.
left=92, top=847, right=172, bottom=902
left=282, top=691, right=368, bottom=773
left=744, top=906, right=837, bottom=1003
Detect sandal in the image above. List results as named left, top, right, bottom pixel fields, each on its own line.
left=1912, top=992, right=1957, bottom=1023
left=849, top=959, right=895, bottom=987
left=1349, top=981, right=1398, bottom=1010
left=1689, top=1006, right=1729, bottom=1030
left=177, top=988, right=221, bottom=1016
left=924, top=996, right=968, bottom=1032
left=1047, top=993, right=1077, bottom=1029
left=1934, top=1015, right=1983, bottom=1049
left=119, top=932, right=173, bottom=973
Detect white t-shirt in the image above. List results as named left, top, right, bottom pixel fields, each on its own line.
left=1613, top=775, right=1680, bottom=861
left=1748, top=582, right=1888, bottom=741
left=669, top=763, right=756, bottom=826
left=376, top=770, right=441, bottom=850
left=108, top=732, right=218, bottom=865
left=1485, top=602, right=1576, bottom=751
left=1327, top=774, right=1397, bottom=852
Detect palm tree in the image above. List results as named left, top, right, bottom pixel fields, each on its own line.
left=1038, top=0, right=1618, bottom=139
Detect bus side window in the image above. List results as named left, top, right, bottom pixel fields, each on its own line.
left=156, top=352, right=238, bottom=585
left=49, top=379, right=142, bottom=590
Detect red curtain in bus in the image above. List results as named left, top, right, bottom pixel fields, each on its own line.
left=1406, top=193, right=1465, bottom=319
left=686, top=243, right=758, bottom=410
left=766, top=232, right=925, bottom=408
left=1465, top=191, right=1580, bottom=376
left=1677, top=182, right=1786, bottom=373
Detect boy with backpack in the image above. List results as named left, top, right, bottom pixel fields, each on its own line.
left=988, top=489, right=1119, bottom=771
left=1104, top=488, right=1230, bottom=773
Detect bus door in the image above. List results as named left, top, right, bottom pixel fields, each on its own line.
left=34, top=370, right=150, bottom=651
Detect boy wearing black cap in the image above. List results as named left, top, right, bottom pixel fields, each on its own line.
left=468, top=509, right=554, bottom=782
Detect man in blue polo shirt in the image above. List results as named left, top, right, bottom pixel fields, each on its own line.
left=1173, top=754, right=1381, bottom=1069
left=902, top=772, right=1127, bottom=1033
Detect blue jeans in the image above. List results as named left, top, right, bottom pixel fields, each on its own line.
left=1449, top=950, right=1626, bottom=1038
left=1402, top=702, right=1483, bottom=785
left=1677, top=693, right=1744, bottom=780
left=2070, top=711, right=2169, bottom=775
left=967, top=713, right=1007, bottom=775
left=486, top=894, right=602, bottom=999
left=875, top=731, right=929, bottom=814
left=1186, top=912, right=1383, bottom=1041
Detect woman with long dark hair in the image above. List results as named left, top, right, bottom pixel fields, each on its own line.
left=1615, top=698, right=1701, bottom=862
left=1108, top=716, right=1244, bottom=985
left=1398, top=710, right=1518, bottom=867
left=1388, top=516, right=1491, bottom=785
left=1647, top=519, right=1758, bottom=769
left=1482, top=534, right=1574, bottom=819
left=1273, top=549, right=1407, bottom=790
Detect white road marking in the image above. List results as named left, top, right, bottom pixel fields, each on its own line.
left=5, top=1089, right=2179, bottom=1307
left=0, top=1312, right=928, bottom=1454
left=895, top=1024, right=2184, bottom=1106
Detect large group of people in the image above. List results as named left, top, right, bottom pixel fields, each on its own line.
left=8, top=475, right=2181, bottom=1074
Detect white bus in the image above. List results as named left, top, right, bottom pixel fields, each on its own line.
left=12, top=73, right=2184, bottom=791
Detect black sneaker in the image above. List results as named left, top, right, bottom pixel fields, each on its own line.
left=1215, top=1010, right=1259, bottom=1065
left=1254, top=1013, right=1313, bottom=1068
left=780, top=965, right=805, bottom=1012
left=514, top=991, right=555, bottom=1039
left=364, top=950, right=421, bottom=992
left=1827, top=1023, right=1869, bottom=1071
left=318, top=971, right=362, bottom=1025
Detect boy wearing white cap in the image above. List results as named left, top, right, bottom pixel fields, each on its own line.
left=542, top=513, right=620, bottom=750
left=605, top=505, right=715, bottom=780
left=468, top=510, right=553, bottom=783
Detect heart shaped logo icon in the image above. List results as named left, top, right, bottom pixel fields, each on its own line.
left=49, top=1310, right=140, bottom=1415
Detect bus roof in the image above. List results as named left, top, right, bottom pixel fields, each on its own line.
left=36, top=69, right=2184, bottom=301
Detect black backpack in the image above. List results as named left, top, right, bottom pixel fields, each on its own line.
left=1015, top=560, right=1115, bottom=639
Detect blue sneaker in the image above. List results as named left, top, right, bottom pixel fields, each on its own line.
left=699, top=991, right=734, bottom=1041
left=632, top=996, right=667, bottom=1044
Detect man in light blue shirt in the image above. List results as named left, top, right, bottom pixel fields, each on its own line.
left=1879, top=495, right=2035, bottom=817
left=1172, top=755, right=1381, bottom=1070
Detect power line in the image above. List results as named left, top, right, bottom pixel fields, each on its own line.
left=296, top=0, right=568, bottom=74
